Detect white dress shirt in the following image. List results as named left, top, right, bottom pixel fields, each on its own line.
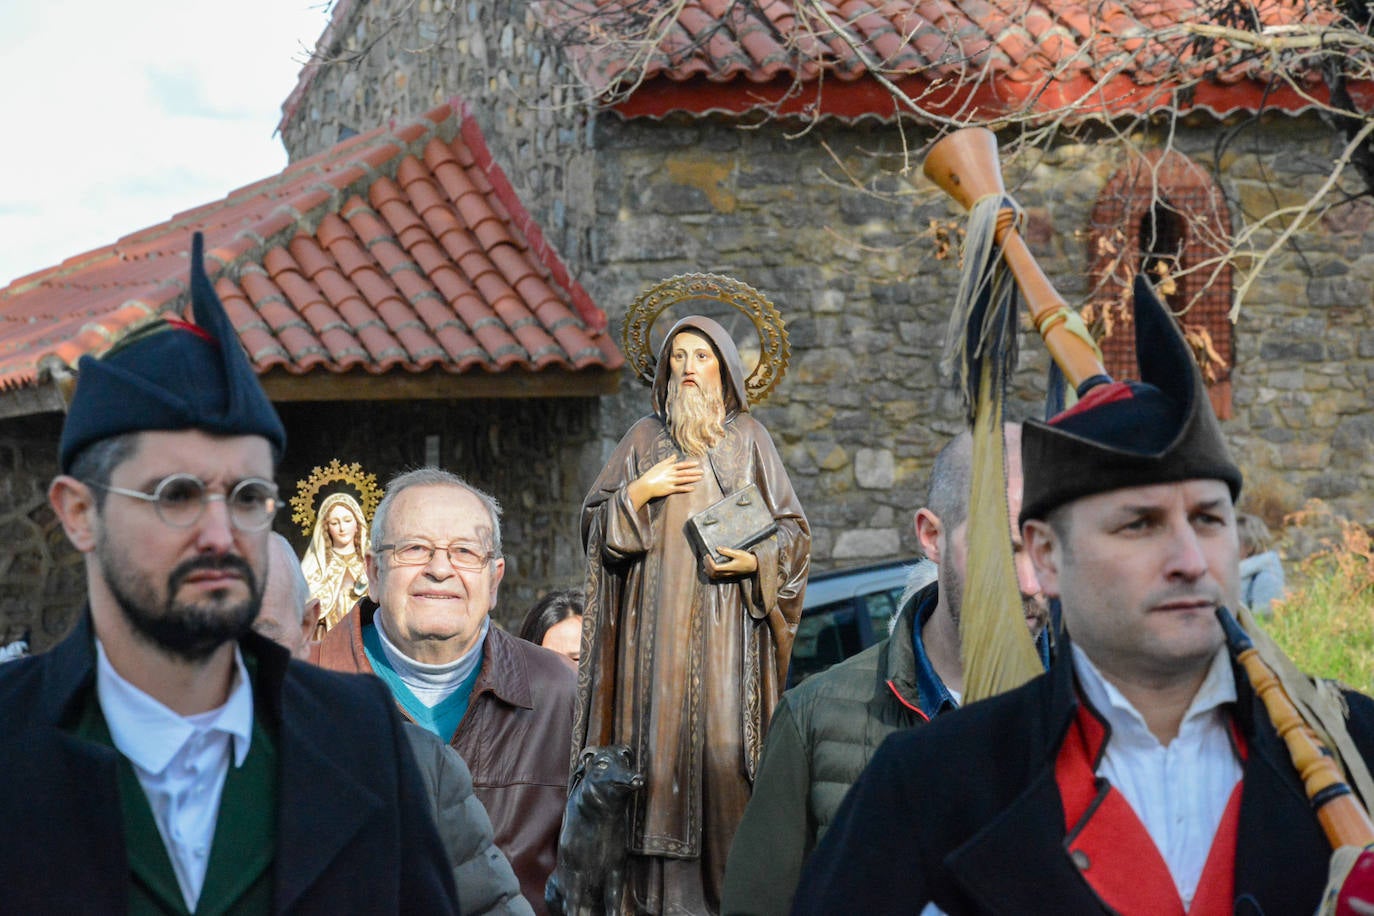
left=1072, top=643, right=1243, bottom=908
left=96, top=640, right=255, bottom=912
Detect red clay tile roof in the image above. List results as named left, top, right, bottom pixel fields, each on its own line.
left=0, top=99, right=621, bottom=398
left=537, top=0, right=1372, bottom=122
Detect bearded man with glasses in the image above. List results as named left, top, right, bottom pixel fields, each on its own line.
left=0, top=234, right=456, bottom=914
left=314, top=467, right=577, bottom=916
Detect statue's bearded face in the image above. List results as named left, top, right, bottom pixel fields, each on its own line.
left=666, top=330, right=726, bottom=457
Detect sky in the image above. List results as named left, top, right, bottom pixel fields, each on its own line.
left=0, top=0, right=333, bottom=288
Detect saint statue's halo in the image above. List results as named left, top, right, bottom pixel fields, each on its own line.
left=623, top=273, right=791, bottom=406
left=289, top=459, right=384, bottom=537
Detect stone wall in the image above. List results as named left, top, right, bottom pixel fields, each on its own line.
left=274, top=3, right=1039, bottom=567
left=581, top=115, right=1374, bottom=552
left=0, top=413, right=81, bottom=652
left=580, top=116, right=1038, bottom=567
left=280, top=0, right=598, bottom=280
left=271, top=7, right=1374, bottom=565
left=1204, top=119, right=1374, bottom=516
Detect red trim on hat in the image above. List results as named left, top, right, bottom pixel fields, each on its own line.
left=164, top=317, right=214, bottom=343
left=1051, top=381, right=1134, bottom=424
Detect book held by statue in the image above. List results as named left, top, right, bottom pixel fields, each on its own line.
left=686, top=484, right=777, bottom=563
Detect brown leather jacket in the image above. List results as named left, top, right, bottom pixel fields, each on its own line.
left=313, top=600, right=575, bottom=915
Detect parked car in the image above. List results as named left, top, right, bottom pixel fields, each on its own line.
left=786, top=557, right=936, bottom=688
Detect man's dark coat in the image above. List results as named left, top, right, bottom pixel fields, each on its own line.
left=793, top=639, right=1374, bottom=915
left=0, top=615, right=458, bottom=914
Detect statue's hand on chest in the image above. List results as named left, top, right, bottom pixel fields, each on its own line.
left=628, top=454, right=705, bottom=512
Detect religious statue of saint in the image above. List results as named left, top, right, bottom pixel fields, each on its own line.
left=574, top=276, right=810, bottom=915
left=301, top=491, right=369, bottom=636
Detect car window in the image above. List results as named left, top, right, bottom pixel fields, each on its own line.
left=787, top=601, right=863, bottom=688
left=863, top=587, right=904, bottom=641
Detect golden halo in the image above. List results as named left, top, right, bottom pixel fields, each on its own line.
left=290, top=459, right=384, bottom=537
left=622, top=273, right=790, bottom=406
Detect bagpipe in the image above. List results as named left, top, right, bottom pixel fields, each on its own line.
left=1215, top=606, right=1374, bottom=847
left=924, top=126, right=1374, bottom=911
left=1218, top=603, right=1374, bottom=913
left=922, top=127, right=1107, bottom=392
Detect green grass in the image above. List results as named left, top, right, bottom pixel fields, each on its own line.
left=1262, top=516, right=1374, bottom=694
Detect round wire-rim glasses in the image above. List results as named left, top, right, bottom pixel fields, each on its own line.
left=376, top=541, right=497, bottom=570
left=87, top=474, right=280, bottom=532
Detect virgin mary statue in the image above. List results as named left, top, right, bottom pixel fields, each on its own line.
left=301, top=491, right=368, bottom=635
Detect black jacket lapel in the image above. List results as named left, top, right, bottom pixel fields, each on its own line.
left=945, top=637, right=1109, bottom=913
left=946, top=767, right=1106, bottom=913
left=0, top=728, right=129, bottom=909
left=1232, top=678, right=1338, bottom=913
left=0, top=615, right=128, bottom=910
left=272, top=668, right=386, bottom=911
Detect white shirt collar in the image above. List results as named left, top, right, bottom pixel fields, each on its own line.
left=1072, top=642, right=1235, bottom=746
left=95, top=639, right=254, bottom=773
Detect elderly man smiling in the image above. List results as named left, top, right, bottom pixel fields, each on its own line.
left=314, top=468, right=575, bottom=915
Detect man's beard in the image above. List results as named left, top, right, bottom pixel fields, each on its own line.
left=941, top=556, right=1046, bottom=637
left=99, top=538, right=262, bottom=663
left=940, top=558, right=965, bottom=631
left=666, top=378, right=726, bottom=457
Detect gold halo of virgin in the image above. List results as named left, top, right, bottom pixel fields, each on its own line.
left=289, top=459, right=384, bottom=536
left=622, top=273, right=790, bottom=406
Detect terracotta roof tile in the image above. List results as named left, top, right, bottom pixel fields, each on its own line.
left=537, top=0, right=1368, bottom=122
left=0, top=99, right=621, bottom=394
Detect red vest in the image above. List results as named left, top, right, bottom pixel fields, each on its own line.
left=1056, top=700, right=1245, bottom=916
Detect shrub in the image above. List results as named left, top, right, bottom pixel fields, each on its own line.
left=1263, top=509, right=1374, bottom=693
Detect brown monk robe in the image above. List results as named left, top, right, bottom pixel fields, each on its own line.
left=575, top=315, right=810, bottom=914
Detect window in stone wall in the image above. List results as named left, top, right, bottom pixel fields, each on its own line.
left=1087, top=149, right=1235, bottom=419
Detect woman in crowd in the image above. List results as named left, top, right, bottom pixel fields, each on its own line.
left=1238, top=512, right=1286, bottom=614
left=518, top=589, right=584, bottom=665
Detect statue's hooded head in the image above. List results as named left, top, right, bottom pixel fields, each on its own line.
left=651, top=316, right=749, bottom=415
left=651, top=316, right=750, bottom=456
left=1019, top=275, right=1242, bottom=526
left=58, top=232, right=287, bottom=472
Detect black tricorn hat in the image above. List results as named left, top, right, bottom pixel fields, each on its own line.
left=58, top=233, right=287, bottom=472
left=1019, top=274, right=1242, bottom=525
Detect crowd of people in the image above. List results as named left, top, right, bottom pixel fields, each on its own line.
left=3, top=231, right=1367, bottom=916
